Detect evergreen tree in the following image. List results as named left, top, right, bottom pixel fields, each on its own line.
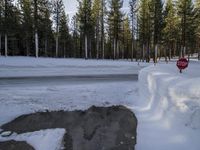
left=122, top=16, right=132, bottom=59
left=59, top=11, right=70, bottom=57
left=177, top=0, right=195, bottom=58
left=71, top=15, right=80, bottom=57
left=77, top=0, right=92, bottom=59
left=100, top=0, right=106, bottom=59
left=32, top=0, right=39, bottom=57
left=138, top=0, right=150, bottom=61
left=52, top=0, right=64, bottom=57
left=0, top=0, right=3, bottom=55
left=92, top=0, right=101, bottom=59
left=3, top=0, right=15, bottom=56
left=19, top=0, right=33, bottom=56
left=108, top=0, right=124, bottom=59
left=163, top=0, right=179, bottom=60
left=129, top=0, right=137, bottom=61
left=194, top=0, right=200, bottom=59
left=39, top=0, right=53, bottom=57
left=149, top=0, right=163, bottom=63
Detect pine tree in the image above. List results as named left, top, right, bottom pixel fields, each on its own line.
left=71, top=15, right=80, bottom=57
left=31, top=0, right=54, bottom=57
left=92, top=0, right=101, bottom=59
left=10, top=4, right=21, bottom=55
left=32, top=0, right=39, bottom=57
left=138, top=0, right=150, bottom=61
left=19, top=0, right=33, bottom=56
left=177, top=0, right=195, bottom=58
left=100, top=0, right=106, bottom=59
left=77, top=0, right=93, bottom=59
left=194, top=0, right=200, bottom=59
left=122, top=16, right=132, bottom=59
left=52, top=0, right=64, bottom=57
left=129, top=0, right=137, bottom=61
left=163, top=0, right=179, bottom=60
left=108, top=0, right=124, bottom=59
left=59, top=11, right=70, bottom=58
left=0, top=0, right=3, bottom=55
left=40, top=0, right=53, bottom=57
left=3, top=0, right=15, bottom=56
left=149, top=0, right=163, bottom=63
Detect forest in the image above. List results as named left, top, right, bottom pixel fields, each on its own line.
left=0, top=0, right=200, bottom=62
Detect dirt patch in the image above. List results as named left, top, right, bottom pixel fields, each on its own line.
left=0, top=106, right=137, bottom=150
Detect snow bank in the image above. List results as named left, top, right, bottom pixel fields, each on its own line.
left=0, top=56, right=144, bottom=67
left=0, top=128, right=66, bottom=150
left=0, top=56, right=148, bottom=78
left=138, top=62, right=200, bottom=128
left=136, top=61, right=200, bottom=150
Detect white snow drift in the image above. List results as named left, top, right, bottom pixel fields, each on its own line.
left=0, top=129, right=66, bottom=150
left=135, top=61, right=200, bottom=150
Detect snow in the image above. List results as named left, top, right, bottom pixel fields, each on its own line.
left=135, top=61, right=200, bottom=150
left=0, top=129, right=66, bottom=150
left=0, top=57, right=140, bottom=150
left=0, top=56, right=200, bottom=150
left=0, top=81, right=138, bottom=126
left=0, top=56, right=147, bottom=78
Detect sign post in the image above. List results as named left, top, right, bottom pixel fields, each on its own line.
left=176, top=58, right=188, bottom=73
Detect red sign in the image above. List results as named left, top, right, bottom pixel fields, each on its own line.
left=177, top=58, right=188, bottom=71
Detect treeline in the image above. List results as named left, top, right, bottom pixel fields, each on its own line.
left=0, top=0, right=200, bottom=61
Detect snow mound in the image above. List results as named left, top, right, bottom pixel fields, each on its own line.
left=135, top=61, right=200, bottom=150
left=138, top=62, right=200, bottom=129
left=0, top=128, right=66, bottom=150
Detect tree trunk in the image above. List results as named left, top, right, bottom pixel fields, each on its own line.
left=131, top=12, right=134, bottom=62
left=113, top=38, right=116, bottom=60
left=35, top=32, right=39, bottom=58
left=142, top=44, right=145, bottom=62
left=5, top=34, right=8, bottom=57
left=0, top=34, right=1, bottom=56
left=64, top=42, right=66, bottom=58
left=122, top=47, right=124, bottom=59
left=96, top=34, right=99, bottom=59
left=180, top=46, right=182, bottom=58
left=131, top=41, right=134, bottom=62
left=56, top=36, right=58, bottom=57
left=102, top=40, right=104, bottom=59
left=26, top=40, right=29, bottom=56
left=117, top=40, right=119, bottom=59
left=89, top=38, right=92, bottom=58
left=101, top=0, right=105, bottom=59
left=183, top=46, right=186, bottom=58
left=187, top=49, right=190, bottom=62
left=85, top=34, right=88, bottom=59
left=173, top=42, right=176, bottom=58
left=45, top=38, right=47, bottom=57
left=155, top=44, right=158, bottom=63
left=165, top=48, right=167, bottom=62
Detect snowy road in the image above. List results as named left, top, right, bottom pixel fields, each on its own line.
left=0, top=74, right=138, bottom=86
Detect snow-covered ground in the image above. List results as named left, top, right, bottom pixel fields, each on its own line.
left=135, top=60, right=200, bottom=150
left=0, top=56, right=200, bottom=150
left=0, top=57, right=140, bottom=150
left=0, top=129, right=66, bottom=150
left=0, top=57, right=147, bottom=78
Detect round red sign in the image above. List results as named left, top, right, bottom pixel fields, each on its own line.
left=177, top=58, right=188, bottom=70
